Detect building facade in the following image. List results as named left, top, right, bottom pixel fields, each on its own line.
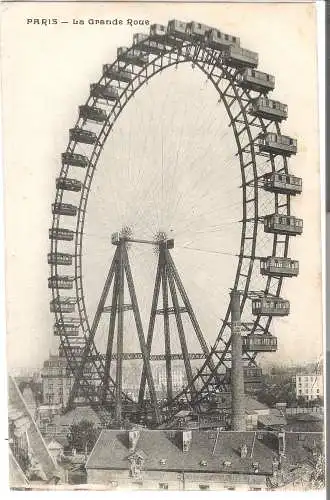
left=293, top=374, right=323, bottom=401
left=154, top=366, right=186, bottom=392
left=85, top=429, right=323, bottom=491
left=86, top=429, right=274, bottom=490
left=41, top=355, right=73, bottom=407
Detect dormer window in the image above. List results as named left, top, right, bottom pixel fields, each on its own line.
left=159, top=458, right=167, bottom=466
left=200, top=460, right=207, bottom=467
left=223, top=460, right=232, bottom=467
left=252, top=462, right=259, bottom=472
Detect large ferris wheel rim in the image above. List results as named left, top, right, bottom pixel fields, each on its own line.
left=50, top=26, right=293, bottom=411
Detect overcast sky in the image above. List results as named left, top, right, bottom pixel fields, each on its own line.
left=1, top=2, right=323, bottom=372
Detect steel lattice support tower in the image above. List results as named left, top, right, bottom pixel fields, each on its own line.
left=68, top=239, right=161, bottom=424
left=138, top=242, right=215, bottom=412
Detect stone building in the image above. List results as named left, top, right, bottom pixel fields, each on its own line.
left=85, top=429, right=275, bottom=490
left=8, top=376, right=60, bottom=488
left=41, top=355, right=73, bottom=407
left=85, top=429, right=324, bottom=491
left=293, top=373, right=323, bottom=401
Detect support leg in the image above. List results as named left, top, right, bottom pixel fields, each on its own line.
left=68, top=247, right=119, bottom=409
left=115, top=245, right=125, bottom=422
left=101, top=273, right=119, bottom=404
left=162, top=259, right=173, bottom=402
left=167, top=264, right=195, bottom=394
left=138, top=253, right=162, bottom=407
left=123, top=245, right=161, bottom=424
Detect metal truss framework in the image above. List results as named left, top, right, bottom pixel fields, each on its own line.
left=49, top=25, right=298, bottom=424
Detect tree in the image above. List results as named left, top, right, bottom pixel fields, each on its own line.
left=309, top=453, right=325, bottom=489
left=67, top=420, right=100, bottom=453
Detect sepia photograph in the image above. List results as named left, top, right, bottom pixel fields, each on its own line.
left=1, top=0, right=325, bottom=492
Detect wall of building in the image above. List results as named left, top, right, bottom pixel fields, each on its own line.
left=41, top=356, right=73, bottom=407
left=294, top=375, right=323, bottom=400
left=86, top=468, right=183, bottom=490
left=86, top=468, right=268, bottom=491
left=184, top=472, right=267, bottom=491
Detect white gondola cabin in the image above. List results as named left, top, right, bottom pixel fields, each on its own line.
left=133, top=33, right=149, bottom=44
left=56, top=177, right=82, bottom=192
left=252, top=297, right=290, bottom=316
left=54, top=320, right=80, bottom=336
left=226, top=367, right=263, bottom=386
left=49, top=228, right=74, bottom=241
left=167, top=19, right=189, bottom=39
left=48, top=275, right=74, bottom=290
left=249, top=97, right=287, bottom=121
left=237, top=69, right=275, bottom=93
left=206, top=29, right=240, bottom=50
left=242, top=334, right=277, bottom=352
left=244, top=367, right=263, bottom=383
left=263, top=172, right=302, bottom=195
left=223, top=45, right=258, bottom=68
left=50, top=298, right=76, bottom=313
left=258, top=133, right=297, bottom=156
left=243, top=367, right=263, bottom=392
left=59, top=339, right=85, bottom=357
left=52, top=203, right=77, bottom=217
left=150, top=24, right=167, bottom=39
left=62, top=152, right=88, bottom=168
left=186, top=22, right=212, bottom=40
left=264, top=214, right=303, bottom=236
left=70, top=128, right=97, bottom=145
left=90, top=83, right=119, bottom=101
left=103, top=65, right=133, bottom=83
left=133, top=35, right=166, bottom=55
left=79, top=105, right=107, bottom=123
left=48, top=252, right=73, bottom=265
left=117, top=47, right=149, bottom=67
left=260, top=257, right=299, bottom=278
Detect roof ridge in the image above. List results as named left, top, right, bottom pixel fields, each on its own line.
left=85, top=428, right=105, bottom=469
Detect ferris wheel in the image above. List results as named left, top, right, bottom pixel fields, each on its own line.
left=48, top=19, right=302, bottom=426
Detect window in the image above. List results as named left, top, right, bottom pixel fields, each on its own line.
left=159, top=483, right=168, bottom=490
left=199, top=485, right=210, bottom=490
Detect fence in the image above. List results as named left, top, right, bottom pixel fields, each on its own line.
left=284, top=406, right=323, bottom=416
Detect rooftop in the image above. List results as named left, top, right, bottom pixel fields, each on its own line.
left=86, top=430, right=275, bottom=475
left=258, top=409, right=287, bottom=428
left=53, top=406, right=102, bottom=428
left=245, top=397, right=270, bottom=413
left=9, top=448, right=29, bottom=489
left=8, top=376, right=58, bottom=481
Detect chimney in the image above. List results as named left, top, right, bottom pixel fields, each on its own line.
left=278, top=431, right=286, bottom=456
left=230, top=290, right=246, bottom=431
left=240, top=443, right=248, bottom=458
left=182, top=430, right=192, bottom=453
left=128, top=430, right=140, bottom=451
